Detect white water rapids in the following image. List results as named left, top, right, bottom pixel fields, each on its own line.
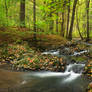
left=22, top=63, right=85, bottom=84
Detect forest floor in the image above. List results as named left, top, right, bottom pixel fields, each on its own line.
left=0, top=29, right=92, bottom=73
left=0, top=29, right=67, bottom=50
left=0, top=29, right=68, bottom=72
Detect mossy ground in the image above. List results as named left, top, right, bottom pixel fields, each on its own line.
left=0, top=29, right=67, bottom=50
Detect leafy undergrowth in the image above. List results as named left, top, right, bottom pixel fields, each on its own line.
left=0, top=42, right=66, bottom=72
left=87, top=82, right=92, bottom=92
left=0, top=29, right=67, bottom=50
left=83, top=60, right=92, bottom=78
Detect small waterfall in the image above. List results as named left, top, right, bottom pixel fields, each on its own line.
left=42, top=50, right=59, bottom=55
left=24, top=63, right=85, bottom=83
left=65, top=63, right=85, bottom=73
left=40, top=50, right=86, bottom=83
left=72, top=50, right=89, bottom=56
left=65, top=64, right=74, bottom=73
left=42, top=49, right=89, bottom=57
left=63, top=63, right=85, bottom=82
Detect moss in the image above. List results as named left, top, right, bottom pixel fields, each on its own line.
left=71, top=56, right=86, bottom=62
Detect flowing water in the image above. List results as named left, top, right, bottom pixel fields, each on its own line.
left=0, top=62, right=90, bottom=92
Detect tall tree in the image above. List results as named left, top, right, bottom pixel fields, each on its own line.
left=61, top=10, right=64, bottom=37
left=5, top=0, right=8, bottom=25
left=49, top=0, right=54, bottom=32
left=86, top=0, right=90, bottom=41
left=56, top=13, right=59, bottom=33
left=33, top=0, right=36, bottom=40
left=20, top=0, right=25, bottom=27
left=66, top=0, right=70, bottom=38
left=68, top=0, right=78, bottom=40
left=61, top=0, right=66, bottom=37
left=76, top=8, right=83, bottom=40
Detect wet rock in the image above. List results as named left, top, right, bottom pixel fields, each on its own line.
left=65, top=41, right=77, bottom=47
left=71, top=59, right=76, bottom=64
left=59, top=48, right=72, bottom=55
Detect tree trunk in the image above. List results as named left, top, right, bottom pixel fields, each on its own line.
left=61, top=11, right=64, bottom=37
left=68, top=0, right=78, bottom=40
left=33, top=0, right=36, bottom=40
left=76, top=9, right=83, bottom=40
left=20, top=0, right=25, bottom=27
left=49, top=0, right=54, bottom=32
left=66, top=0, right=70, bottom=38
left=61, top=0, right=66, bottom=37
left=86, top=0, right=90, bottom=41
left=5, top=0, right=8, bottom=26
left=56, top=13, right=58, bottom=33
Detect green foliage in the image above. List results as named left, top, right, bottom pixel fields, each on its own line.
left=0, top=0, right=91, bottom=38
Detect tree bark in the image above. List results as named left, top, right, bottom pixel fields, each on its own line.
left=66, top=0, right=70, bottom=38
left=68, top=0, right=78, bottom=40
left=61, top=0, right=66, bottom=37
left=76, top=9, right=83, bottom=40
left=86, top=0, right=90, bottom=41
left=49, top=0, right=54, bottom=32
left=56, top=13, right=58, bottom=33
left=61, top=11, right=64, bottom=37
left=5, top=0, right=8, bottom=26
left=33, top=0, right=36, bottom=40
left=20, top=0, right=25, bottom=27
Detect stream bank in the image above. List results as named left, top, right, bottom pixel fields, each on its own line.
left=0, top=40, right=92, bottom=76
left=0, top=39, right=92, bottom=92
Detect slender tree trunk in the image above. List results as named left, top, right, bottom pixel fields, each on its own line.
left=33, top=0, right=36, bottom=40
left=61, top=0, right=67, bottom=37
left=66, top=0, right=70, bottom=38
left=49, top=13, right=54, bottom=31
left=86, top=0, right=90, bottom=41
left=20, top=0, right=25, bottom=27
left=56, top=13, right=58, bottom=33
left=49, top=0, right=54, bottom=32
left=76, top=9, right=83, bottom=40
left=68, top=0, right=78, bottom=40
left=61, top=11, right=64, bottom=37
left=5, top=0, right=8, bottom=26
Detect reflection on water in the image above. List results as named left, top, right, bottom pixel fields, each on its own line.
left=0, top=69, right=23, bottom=88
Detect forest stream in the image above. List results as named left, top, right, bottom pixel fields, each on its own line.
left=0, top=0, right=91, bottom=91
left=0, top=42, right=92, bottom=92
